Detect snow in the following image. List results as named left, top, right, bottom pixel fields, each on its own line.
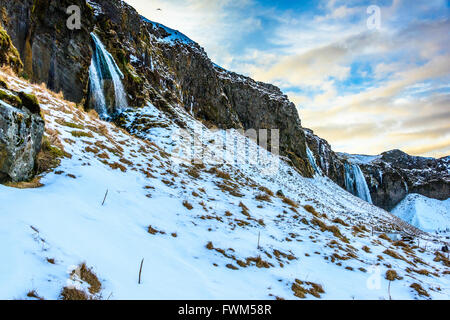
left=141, top=17, right=194, bottom=46
left=392, top=194, right=450, bottom=235
left=338, top=153, right=381, bottom=165
left=0, top=71, right=449, bottom=300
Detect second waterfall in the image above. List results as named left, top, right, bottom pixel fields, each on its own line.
left=88, top=33, right=128, bottom=119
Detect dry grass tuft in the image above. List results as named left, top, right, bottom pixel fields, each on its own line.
left=148, top=225, right=165, bottom=235
left=208, top=167, right=231, bottom=180
left=60, top=287, right=89, bottom=301
left=292, top=279, right=325, bottom=299
left=332, top=217, right=349, bottom=227
left=71, top=130, right=94, bottom=138
left=187, top=167, right=200, bottom=179
left=282, top=197, right=298, bottom=208
left=255, top=193, right=271, bottom=202
left=258, top=186, right=274, bottom=196
left=239, top=202, right=250, bottom=217
left=362, top=246, right=371, bottom=253
left=78, top=263, right=101, bottom=294
left=410, top=283, right=429, bottom=297
left=379, top=234, right=392, bottom=242
left=433, top=251, right=450, bottom=267
left=385, top=269, right=401, bottom=281
left=303, top=205, right=319, bottom=216
left=27, top=290, right=44, bottom=300
left=182, top=200, right=193, bottom=210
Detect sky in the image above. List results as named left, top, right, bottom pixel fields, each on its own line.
left=124, top=0, right=450, bottom=158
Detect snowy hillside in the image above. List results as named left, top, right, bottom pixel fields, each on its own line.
left=392, top=194, right=450, bottom=235
left=0, top=71, right=449, bottom=300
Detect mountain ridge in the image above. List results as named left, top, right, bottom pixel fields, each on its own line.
left=0, top=0, right=448, bottom=211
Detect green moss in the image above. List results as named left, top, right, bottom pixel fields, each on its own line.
left=18, top=92, right=40, bottom=114
left=0, top=25, right=23, bottom=72
left=0, top=89, right=22, bottom=107
left=70, top=130, right=94, bottom=138
left=57, top=120, right=84, bottom=130
left=0, top=76, right=8, bottom=89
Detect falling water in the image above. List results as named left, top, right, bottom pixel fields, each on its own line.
left=89, top=33, right=128, bottom=118
left=344, top=163, right=373, bottom=204
left=306, top=145, right=322, bottom=176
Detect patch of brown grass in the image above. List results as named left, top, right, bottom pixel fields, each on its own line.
left=311, top=217, right=347, bottom=242
left=148, top=225, right=165, bottom=235
left=60, top=287, right=89, bottom=300
left=332, top=217, right=349, bottom=227
left=292, top=279, right=325, bottom=299
left=187, top=167, right=200, bottom=179
left=433, top=251, right=450, bottom=267
left=255, top=193, right=271, bottom=202
left=27, top=290, right=44, bottom=300
left=239, top=202, right=250, bottom=217
left=78, top=263, right=101, bottom=294
left=410, top=283, right=429, bottom=297
left=183, top=200, right=193, bottom=210
left=258, top=186, right=274, bottom=196
left=362, top=246, right=371, bottom=253
left=208, top=167, right=231, bottom=180
left=385, top=269, right=401, bottom=281
left=282, top=197, right=298, bottom=208
left=4, top=176, right=43, bottom=189
left=383, top=249, right=412, bottom=265
left=379, top=233, right=392, bottom=242
left=70, top=130, right=94, bottom=138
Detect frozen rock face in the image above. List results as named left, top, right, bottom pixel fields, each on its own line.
left=0, top=100, right=44, bottom=182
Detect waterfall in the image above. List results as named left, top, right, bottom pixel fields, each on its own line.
left=88, top=33, right=128, bottom=118
left=306, top=145, right=322, bottom=176
left=344, top=163, right=373, bottom=204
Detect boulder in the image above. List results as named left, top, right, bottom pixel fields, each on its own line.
left=0, top=25, right=23, bottom=73
left=0, top=100, right=44, bottom=182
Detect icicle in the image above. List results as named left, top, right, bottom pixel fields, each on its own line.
left=306, top=144, right=322, bottom=176
left=344, top=163, right=373, bottom=204
left=89, top=33, right=128, bottom=118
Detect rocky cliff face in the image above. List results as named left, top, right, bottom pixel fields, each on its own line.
left=1, top=0, right=446, bottom=201
left=0, top=0, right=314, bottom=177
left=305, top=129, right=449, bottom=211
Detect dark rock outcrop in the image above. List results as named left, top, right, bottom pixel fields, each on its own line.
left=0, top=20, right=44, bottom=182
left=0, top=24, right=22, bottom=73
left=305, top=129, right=449, bottom=211
left=0, top=97, right=44, bottom=182
left=1, top=0, right=314, bottom=177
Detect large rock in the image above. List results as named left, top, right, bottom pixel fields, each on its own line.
left=0, top=99, right=44, bottom=182
left=0, top=24, right=22, bottom=73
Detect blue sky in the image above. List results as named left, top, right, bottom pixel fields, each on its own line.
left=125, top=0, right=450, bottom=157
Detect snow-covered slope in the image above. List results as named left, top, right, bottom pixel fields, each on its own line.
left=392, top=194, right=450, bottom=235
left=0, top=71, right=449, bottom=300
